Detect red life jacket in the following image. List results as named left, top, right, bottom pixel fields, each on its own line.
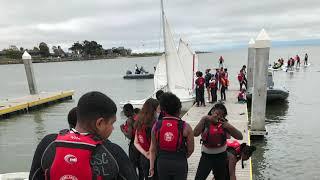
left=209, top=80, right=216, bottom=89
left=237, top=73, right=243, bottom=82
left=45, top=130, right=102, bottom=180
left=197, top=77, right=205, bottom=88
left=201, top=121, right=227, bottom=148
left=227, top=139, right=241, bottom=160
left=155, top=117, right=185, bottom=153
left=136, top=125, right=151, bottom=152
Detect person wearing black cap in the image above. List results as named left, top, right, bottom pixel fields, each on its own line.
left=29, top=91, right=138, bottom=180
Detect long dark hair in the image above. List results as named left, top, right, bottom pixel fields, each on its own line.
left=135, top=98, right=159, bottom=130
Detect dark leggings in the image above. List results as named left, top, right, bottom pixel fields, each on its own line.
left=196, top=87, right=205, bottom=105
left=210, top=88, right=217, bottom=102
left=157, top=156, right=188, bottom=180
left=221, top=86, right=226, bottom=100
left=129, top=141, right=144, bottom=180
left=195, top=151, right=228, bottom=180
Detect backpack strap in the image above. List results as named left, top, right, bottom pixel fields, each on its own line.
left=176, top=119, right=184, bottom=151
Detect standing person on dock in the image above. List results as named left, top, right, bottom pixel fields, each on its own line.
left=195, top=71, right=206, bottom=107
left=134, top=98, right=160, bottom=180
left=205, top=69, right=212, bottom=102
left=304, top=53, right=308, bottom=65
left=29, top=91, right=138, bottom=180
left=296, top=55, right=301, bottom=68
left=226, top=140, right=256, bottom=180
left=121, top=103, right=144, bottom=180
left=193, top=103, right=243, bottom=180
left=237, top=70, right=246, bottom=91
left=219, top=56, right=224, bottom=68
left=224, top=68, right=229, bottom=90
left=209, top=76, right=218, bottom=103
left=149, top=92, right=194, bottom=180
left=220, top=72, right=227, bottom=101
left=214, top=68, right=220, bottom=90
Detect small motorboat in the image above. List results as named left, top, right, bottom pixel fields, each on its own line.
left=123, top=68, right=154, bottom=79
left=123, top=72, right=154, bottom=79
left=246, top=71, right=289, bottom=102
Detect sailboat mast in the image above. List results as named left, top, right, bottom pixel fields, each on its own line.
left=161, top=0, right=170, bottom=91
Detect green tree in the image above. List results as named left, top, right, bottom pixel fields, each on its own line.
left=39, top=42, right=50, bottom=57
left=3, top=49, right=22, bottom=59
left=82, top=40, right=103, bottom=56
left=69, top=42, right=83, bottom=54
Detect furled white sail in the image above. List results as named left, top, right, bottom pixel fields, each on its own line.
left=154, top=54, right=167, bottom=90
left=163, top=17, right=188, bottom=92
left=177, top=39, right=199, bottom=92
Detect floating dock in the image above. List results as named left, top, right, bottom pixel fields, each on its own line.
left=183, top=89, right=251, bottom=180
left=0, top=90, right=74, bottom=118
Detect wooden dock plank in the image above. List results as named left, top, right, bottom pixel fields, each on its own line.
left=0, top=90, right=74, bottom=116
left=182, top=89, right=251, bottom=180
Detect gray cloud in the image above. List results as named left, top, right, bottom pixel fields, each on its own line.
left=0, top=0, right=319, bottom=52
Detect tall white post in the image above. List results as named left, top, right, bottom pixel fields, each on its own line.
left=251, top=29, right=270, bottom=137
left=22, top=51, right=38, bottom=95
left=247, top=38, right=255, bottom=90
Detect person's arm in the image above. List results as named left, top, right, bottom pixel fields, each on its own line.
left=222, top=121, right=243, bottom=140
left=134, top=130, right=149, bottom=158
left=106, top=143, right=139, bottom=180
left=149, top=128, right=157, bottom=177
left=184, top=123, right=194, bottom=158
left=228, top=154, right=237, bottom=180
left=29, top=134, right=57, bottom=180
left=193, top=116, right=207, bottom=137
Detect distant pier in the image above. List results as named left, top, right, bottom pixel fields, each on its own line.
left=0, top=90, right=74, bottom=118
left=183, top=89, right=251, bottom=180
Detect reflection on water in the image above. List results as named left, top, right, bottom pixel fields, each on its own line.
left=33, top=113, right=45, bottom=141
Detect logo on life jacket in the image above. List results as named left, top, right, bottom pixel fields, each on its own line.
left=164, top=132, right=174, bottom=142
left=64, top=154, right=77, bottom=164
left=60, top=175, right=78, bottom=180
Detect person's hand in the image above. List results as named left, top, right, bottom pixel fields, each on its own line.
left=148, top=168, right=154, bottom=178
left=221, top=121, right=232, bottom=129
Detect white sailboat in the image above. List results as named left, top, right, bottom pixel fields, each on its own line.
left=120, top=0, right=198, bottom=111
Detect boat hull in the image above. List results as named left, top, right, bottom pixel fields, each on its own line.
left=246, top=88, right=289, bottom=102
left=123, top=74, right=154, bottom=79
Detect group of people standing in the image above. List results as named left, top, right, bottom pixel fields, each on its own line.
left=195, top=67, right=229, bottom=106
left=28, top=90, right=256, bottom=180
left=286, top=53, right=308, bottom=70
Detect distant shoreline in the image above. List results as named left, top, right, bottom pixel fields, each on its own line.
left=0, top=52, right=213, bottom=65
left=0, top=54, right=162, bottom=65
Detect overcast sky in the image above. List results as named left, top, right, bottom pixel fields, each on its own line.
left=1, top=0, right=320, bottom=52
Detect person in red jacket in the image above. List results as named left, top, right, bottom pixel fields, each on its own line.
left=134, top=98, right=160, bottom=180
left=149, top=92, right=194, bottom=180
left=121, top=103, right=143, bottom=180
left=226, top=140, right=256, bottom=180
left=195, top=71, right=206, bottom=106
left=29, top=91, right=138, bottom=180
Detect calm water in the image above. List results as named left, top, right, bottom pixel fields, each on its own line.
left=0, top=45, right=319, bottom=179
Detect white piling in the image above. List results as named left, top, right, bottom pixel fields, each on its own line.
left=250, top=29, right=270, bottom=136
left=247, top=38, right=255, bottom=90
left=22, top=51, right=38, bottom=95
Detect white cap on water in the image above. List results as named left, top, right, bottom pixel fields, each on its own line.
left=248, top=38, right=255, bottom=48
left=254, top=29, right=271, bottom=48
left=22, top=51, right=32, bottom=60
